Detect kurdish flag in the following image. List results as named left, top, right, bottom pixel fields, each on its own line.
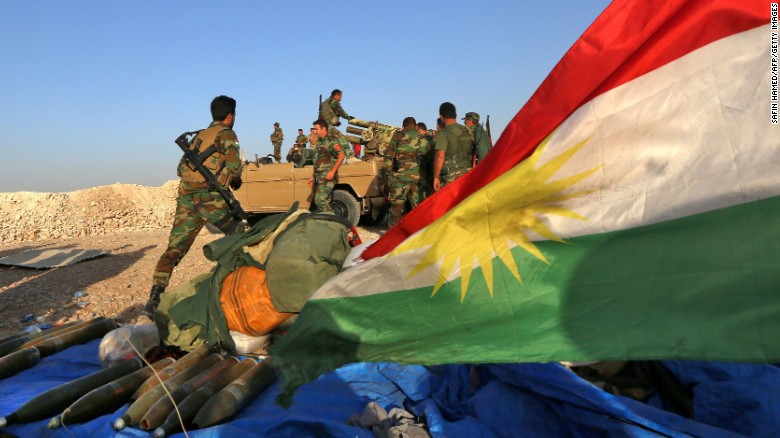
left=272, top=0, right=778, bottom=403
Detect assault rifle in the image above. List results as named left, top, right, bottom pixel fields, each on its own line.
left=175, top=131, right=248, bottom=222
left=486, top=115, right=493, bottom=148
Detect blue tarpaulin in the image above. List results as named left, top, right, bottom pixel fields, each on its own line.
left=1, top=339, right=778, bottom=437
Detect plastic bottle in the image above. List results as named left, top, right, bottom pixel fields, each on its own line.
left=18, top=325, right=43, bottom=335
left=98, top=324, right=160, bottom=367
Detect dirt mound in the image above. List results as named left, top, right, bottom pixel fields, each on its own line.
left=0, top=181, right=179, bottom=243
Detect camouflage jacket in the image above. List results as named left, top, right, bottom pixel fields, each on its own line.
left=295, top=134, right=308, bottom=147
left=384, top=128, right=430, bottom=180
left=177, top=121, right=242, bottom=196
left=435, top=122, right=473, bottom=172
left=321, top=97, right=349, bottom=127
left=313, top=134, right=348, bottom=175
left=270, top=127, right=284, bottom=144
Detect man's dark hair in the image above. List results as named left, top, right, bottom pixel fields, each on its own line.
left=439, top=102, right=456, bottom=119
left=313, top=119, right=328, bottom=129
left=211, top=95, right=236, bottom=121
left=402, top=117, right=417, bottom=129
left=417, top=122, right=427, bottom=131
left=298, top=128, right=303, bottom=132
left=330, top=89, right=342, bottom=97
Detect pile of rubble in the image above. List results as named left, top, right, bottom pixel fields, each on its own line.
left=0, top=181, right=179, bottom=244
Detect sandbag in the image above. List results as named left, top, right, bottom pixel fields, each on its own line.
left=220, top=266, right=294, bottom=336
left=266, top=213, right=350, bottom=312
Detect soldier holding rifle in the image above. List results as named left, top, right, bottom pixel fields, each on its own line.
left=143, top=95, right=244, bottom=320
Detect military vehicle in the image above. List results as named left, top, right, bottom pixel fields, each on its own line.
left=233, top=118, right=400, bottom=227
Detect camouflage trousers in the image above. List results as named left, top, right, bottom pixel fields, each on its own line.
left=273, top=142, right=282, bottom=163
left=441, top=166, right=471, bottom=187
left=153, top=191, right=243, bottom=288
left=387, top=173, right=421, bottom=228
left=311, top=173, right=336, bottom=212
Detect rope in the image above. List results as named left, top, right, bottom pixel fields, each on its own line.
left=121, top=326, right=190, bottom=438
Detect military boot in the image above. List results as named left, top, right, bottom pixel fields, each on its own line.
left=140, top=285, right=165, bottom=321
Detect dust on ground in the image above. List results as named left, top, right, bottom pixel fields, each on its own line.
left=0, top=182, right=383, bottom=338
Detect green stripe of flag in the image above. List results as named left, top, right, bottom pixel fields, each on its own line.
left=273, top=194, right=780, bottom=403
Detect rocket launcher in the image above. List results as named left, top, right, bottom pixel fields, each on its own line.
left=345, top=118, right=400, bottom=158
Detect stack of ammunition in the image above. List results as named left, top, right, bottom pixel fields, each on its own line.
left=0, top=317, right=117, bottom=380
left=0, top=324, right=278, bottom=435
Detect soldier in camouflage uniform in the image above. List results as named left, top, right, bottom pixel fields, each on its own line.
left=143, top=95, right=244, bottom=319
left=433, top=102, right=474, bottom=191
left=416, top=121, right=439, bottom=201
left=308, top=127, right=318, bottom=148
left=463, top=112, right=491, bottom=164
left=295, top=128, right=308, bottom=148
left=309, top=119, right=347, bottom=212
left=385, top=117, right=430, bottom=228
left=270, top=122, right=284, bottom=162
left=320, top=89, right=354, bottom=137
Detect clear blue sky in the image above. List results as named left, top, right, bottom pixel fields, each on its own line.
left=0, top=1, right=611, bottom=192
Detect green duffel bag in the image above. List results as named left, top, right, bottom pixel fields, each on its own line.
left=266, top=212, right=351, bottom=313
left=156, top=272, right=212, bottom=351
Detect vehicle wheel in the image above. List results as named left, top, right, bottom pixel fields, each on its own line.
left=331, top=190, right=360, bottom=227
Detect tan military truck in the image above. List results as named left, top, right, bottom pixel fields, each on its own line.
left=231, top=157, right=383, bottom=227
left=232, top=118, right=401, bottom=227
left=232, top=118, right=402, bottom=226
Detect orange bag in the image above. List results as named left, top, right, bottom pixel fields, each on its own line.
left=220, top=266, right=294, bottom=336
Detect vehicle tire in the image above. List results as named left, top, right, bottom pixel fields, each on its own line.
left=331, top=189, right=360, bottom=227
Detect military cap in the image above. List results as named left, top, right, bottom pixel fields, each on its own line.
left=274, top=122, right=280, bottom=126
left=462, top=112, right=480, bottom=123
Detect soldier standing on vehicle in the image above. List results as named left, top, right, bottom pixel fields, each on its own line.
left=463, top=112, right=491, bottom=164
left=295, top=128, right=308, bottom=148
left=309, top=119, right=347, bottom=212
left=143, top=95, right=244, bottom=320
left=385, top=117, right=430, bottom=227
left=433, top=102, right=473, bottom=191
left=270, top=122, right=284, bottom=162
left=320, top=89, right=353, bottom=135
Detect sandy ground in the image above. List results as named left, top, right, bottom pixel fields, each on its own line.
left=0, top=183, right=384, bottom=338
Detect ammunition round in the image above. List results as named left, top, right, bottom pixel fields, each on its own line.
left=47, top=416, right=61, bottom=429
left=112, top=416, right=126, bottom=431
left=0, top=413, right=17, bottom=428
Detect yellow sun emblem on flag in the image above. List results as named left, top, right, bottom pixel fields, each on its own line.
left=392, top=134, right=600, bottom=302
